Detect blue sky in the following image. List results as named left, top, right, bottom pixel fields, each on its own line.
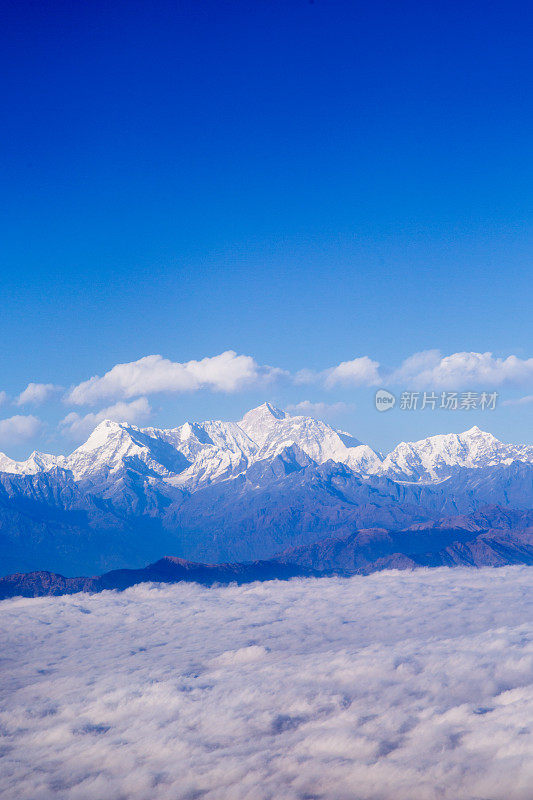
left=1, top=0, right=532, bottom=458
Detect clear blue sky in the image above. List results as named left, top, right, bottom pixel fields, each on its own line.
left=1, top=0, right=532, bottom=458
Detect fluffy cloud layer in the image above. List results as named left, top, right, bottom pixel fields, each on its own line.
left=16, top=382, right=60, bottom=406
left=7, top=350, right=533, bottom=426
left=0, top=414, right=42, bottom=446
left=295, top=350, right=533, bottom=391
left=60, top=397, right=152, bottom=439
left=393, top=350, right=533, bottom=389
left=1, top=567, right=532, bottom=800
left=65, top=352, right=281, bottom=405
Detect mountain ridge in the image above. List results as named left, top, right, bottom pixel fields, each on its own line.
left=2, top=511, right=532, bottom=600
left=1, top=403, right=531, bottom=487
left=0, top=403, right=532, bottom=576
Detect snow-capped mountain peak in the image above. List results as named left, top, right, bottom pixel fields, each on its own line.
left=381, top=427, right=533, bottom=481
left=238, top=402, right=288, bottom=443
left=0, top=405, right=531, bottom=490
left=66, top=420, right=160, bottom=483
left=75, top=419, right=130, bottom=452
left=461, top=425, right=498, bottom=442
left=0, top=450, right=65, bottom=476
left=238, top=403, right=381, bottom=471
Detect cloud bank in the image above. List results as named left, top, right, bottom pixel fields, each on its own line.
left=393, top=350, right=533, bottom=389
left=4, top=349, right=531, bottom=450
left=1, top=567, right=532, bottom=800
left=64, top=349, right=531, bottom=406
left=65, top=351, right=282, bottom=405
left=296, top=351, right=533, bottom=392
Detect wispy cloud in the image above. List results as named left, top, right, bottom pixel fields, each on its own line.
left=0, top=567, right=531, bottom=800
left=502, top=395, right=533, bottom=407
left=60, top=397, right=152, bottom=439
left=286, top=400, right=354, bottom=418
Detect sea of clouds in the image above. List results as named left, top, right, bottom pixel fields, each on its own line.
left=1, top=567, right=532, bottom=800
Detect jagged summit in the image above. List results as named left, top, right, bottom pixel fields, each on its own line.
left=239, top=401, right=287, bottom=426
left=0, top=449, right=65, bottom=476
left=382, top=426, right=532, bottom=481
left=461, top=425, right=497, bottom=439
left=0, top=404, right=531, bottom=488
left=75, top=419, right=132, bottom=450
left=237, top=402, right=380, bottom=469
left=0, top=402, right=532, bottom=576
left=261, top=401, right=287, bottom=419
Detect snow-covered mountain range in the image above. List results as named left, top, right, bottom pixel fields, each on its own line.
left=0, top=403, right=531, bottom=576
left=1, top=402, right=531, bottom=487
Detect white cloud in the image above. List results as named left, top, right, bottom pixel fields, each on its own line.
left=60, top=397, right=152, bottom=439
left=295, top=356, right=381, bottom=388
left=0, top=391, right=7, bottom=406
left=325, top=356, right=381, bottom=387
left=16, top=382, right=60, bottom=406
left=13, top=350, right=533, bottom=419
left=1, top=567, right=531, bottom=800
left=390, top=349, right=443, bottom=384
left=286, top=400, right=354, bottom=418
left=0, top=414, right=42, bottom=446
left=502, top=395, right=533, bottom=407
left=392, top=350, right=533, bottom=389
left=65, top=352, right=281, bottom=405
left=294, top=351, right=533, bottom=392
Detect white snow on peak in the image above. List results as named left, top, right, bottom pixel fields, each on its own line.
left=151, top=419, right=257, bottom=490
left=238, top=404, right=381, bottom=473
left=0, top=450, right=65, bottom=476
left=66, top=421, right=153, bottom=483
left=74, top=419, right=129, bottom=452
left=63, top=402, right=382, bottom=489
left=381, top=427, right=533, bottom=481
left=238, top=403, right=288, bottom=442
left=0, top=404, right=531, bottom=489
